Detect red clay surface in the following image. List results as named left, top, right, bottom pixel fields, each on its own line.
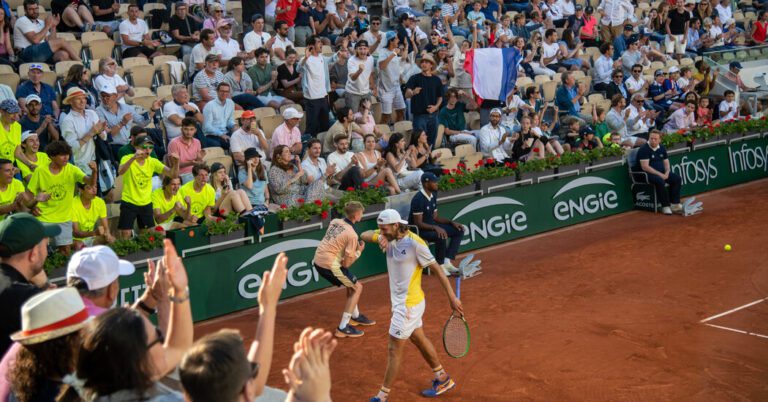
left=196, top=179, right=768, bottom=401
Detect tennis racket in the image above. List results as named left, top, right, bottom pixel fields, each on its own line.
left=442, top=273, right=470, bottom=358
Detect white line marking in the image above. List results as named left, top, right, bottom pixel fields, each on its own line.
left=703, top=324, right=768, bottom=340
left=699, top=297, right=768, bottom=323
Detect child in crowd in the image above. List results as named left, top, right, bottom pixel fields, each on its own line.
left=576, top=128, right=602, bottom=151
left=697, top=97, right=713, bottom=126
left=592, top=105, right=610, bottom=142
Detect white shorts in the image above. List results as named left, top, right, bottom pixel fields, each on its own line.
left=378, top=86, right=406, bottom=114
left=389, top=300, right=426, bottom=339
left=665, top=34, right=686, bottom=55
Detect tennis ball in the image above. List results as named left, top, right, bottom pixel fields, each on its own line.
left=724, top=244, right=732, bottom=251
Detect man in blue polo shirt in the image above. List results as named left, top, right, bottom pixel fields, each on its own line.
left=15, top=64, right=58, bottom=119
left=633, top=130, right=682, bottom=215
left=409, top=172, right=464, bottom=276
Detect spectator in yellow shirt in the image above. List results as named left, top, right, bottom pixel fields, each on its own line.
left=152, top=176, right=192, bottom=230
left=0, top=100, right=35, bottom=173
left=0, top=159, right=38, bottom=219
left=17, top=131, right=50, bottom=183
left=72, top=181, right=115, bottom=250
left=180, top=163, right=216, bottom=223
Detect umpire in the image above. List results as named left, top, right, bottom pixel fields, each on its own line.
left=409, top=173, right=464, bottom=276
left=633, top=130, right=682, bottom=215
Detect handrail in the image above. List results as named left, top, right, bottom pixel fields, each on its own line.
left=259, top=222, right=323, bottom=242
left=693, top=139, right=727, bottom=150
left=585, top=158, right=625, bottom=173
left=538, top=169, right=579, bottom=183
left=441, top=189, right=483, bottom=201
left=487, top=179, right=532, bottom=194
left=182, top=236, right=255, bottom=257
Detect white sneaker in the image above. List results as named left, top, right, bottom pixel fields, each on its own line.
left=662, top=206, right=673, bottom=215
left=671, top=203, right=683, bottom=214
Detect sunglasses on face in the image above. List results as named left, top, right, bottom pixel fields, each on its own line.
left=633, top=70, right=642, bottom=73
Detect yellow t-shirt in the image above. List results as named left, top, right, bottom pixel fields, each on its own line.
left=371, top=230, right=434, bottom=308
left=18, top=152, right=50, bottom=182
left=151, top=188, right=184, bottom=224
left=119, top=155, right=165, bottom=206
left=0, top=179, right=26, bottom=219
left=28, top=163, right=86, bottom=223
left=0, top=121, right=20, bottom=163
left=180, top=181, right=215, bottom=219
left=72, top=196, right=107, bottom=240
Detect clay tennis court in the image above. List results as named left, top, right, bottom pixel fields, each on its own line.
left=196, top=178, right=768, bottom=401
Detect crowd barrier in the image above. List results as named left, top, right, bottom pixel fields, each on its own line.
left=114, top=135, right=768, bottom=322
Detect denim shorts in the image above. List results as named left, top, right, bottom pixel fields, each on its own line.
left=20, top=42, right=53, bottom=63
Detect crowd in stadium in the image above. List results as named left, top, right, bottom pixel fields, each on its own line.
left=0, top=0, right=765, bottom=400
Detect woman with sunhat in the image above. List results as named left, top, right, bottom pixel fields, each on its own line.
left=8, top=288, right=90, bottom=402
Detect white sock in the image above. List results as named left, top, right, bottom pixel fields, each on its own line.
left=433, top=366, right=447, bottom=381
left=376, top=387, right=390, bottom=401
left=339, top=312, right=352, bottom=330
left=352, top=305, right=360, bottom=319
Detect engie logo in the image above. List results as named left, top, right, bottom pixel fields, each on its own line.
left=552, top=177, right=619, bottom=221
left=729, top=143, right=768, bottom=174
left=452, top=196, right=528, bottom=246
left=236, top=239, right=321, bottom=299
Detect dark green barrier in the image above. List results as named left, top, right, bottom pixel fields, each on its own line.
left=117, top=137, right=768, bottom=322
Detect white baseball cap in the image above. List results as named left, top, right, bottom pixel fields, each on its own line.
left=377, top=209, right=408, bottom=225
left=668, top=66, right=680, bottom=74
left=282, top=107, right=304, bottom=120
left=21, top=130, right=37, bottom=142
left=66, top=245, right=136, bottom=291
left=25, top=94, right=42, bottom=104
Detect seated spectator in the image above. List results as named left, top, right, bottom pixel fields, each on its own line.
left=696, top=97, right=712, bottom=126
left=408, top=130, right=441, bottom=171
left=329, top=45, right=350, bottom=100
left=479, top=108, right=514, bottom=163
left=214, top=19, right=244, bottom=65
left=16, top=64, right=59, bottom=119
left=620, top=39, right=649, bottom=77
left=190, top=29, right=222, bottom=75
left=163, top=85, right=204, bottom=142
left=72, top=181, right=115, bottom=249
left=576, top=127, right=602, bottom=151
left=210, top=162, right=253, bottom=215
left=509, top=115, right=545, bottom=161
left=119, top=4, right=161, bottom=59
left=61, top=64, right=100, bottom=112
left=722, top=61, right=758, bottom=92
left=27, top=141, right=97, bottom=254
left=193, top=54, right=226, bottom=110
left=61, top=87, right=107, bottom=175
left=97, top=83, right=156, bottom=158
left=0, top=100, right=27, bottom=167
left=268, top=144, right=309, bottom=207
left=244, top=14, right=271, bottom=68
left=93, top=58, right=134, bottom=104
left=51, top=0, right=101, bottom=33
left=612, top=24, right=633, bottom=60
left=269, top=107, right=303, bottom=157
left=180, top=163, right=216, bottom=223
left=663, top=66, right=684, bottom=102
left=249, top=48, right=292, bottom=110
left=593, top=43, right=622, bottom=92
left=239, top=148, right=270, bottom=206
left=90, top=0, right=122, bottom=34
left=0, top=158, right=35, bottom=217
left=561, top=116, right=582, bottom=149
left=663, top=100, right=697, bottom=133
left=633, top=130, right=682, bottom=215
left=224, top=57, right=264, bottom=111
left=625, top=64, right=649, bottom=97
left=0, top=9, right=14, bottom=68
left=606, top=94, right=646, bottom=148
left=752, top=10, right=768, bottom=45
left=7, top=288, right=87, bottom=402
left=231, top=111, right=269, bottom=170
left=625, top=93, right=659, bottom=138
left=438, top=88, right=478, bottom=148
left=117, top=135, right=178, bottom=238
left=117, top=127, right=159, bottom=162
left=327, top=135, right=366, bottom=191
left=555, top=72, right=586, bottom=124
left=13, top=0, right=81, bottom=63
left=383, top=133, right=423, bottom=191
left=648, top=69, right=675, bottom=111
left=276, top=48, right=305, bottom=103
left=153, top=175, right=192, bottom=229
left=169, top=2, right=200, bottom=61
left=203, top=3, right=227, bottom=38
left=58, top=241, right=191, bottom=402
left=692, top=59, right=717, bottom=96
left=606, top=69, right=629, bottom=101
left=168, top=117, right=205, bottom=183
left=355, top=134, right=400, bottom=194
left=300, top=139, right=334, bottom=201
left=676, top=67, right=699, bottom=95
left=353, top=99, right=381, bottom=141
left=410, top=172, right=464, bottom=275
left=17, top=131, right=49, bottom=183
left=202, top=82, right=236, bottom=150
left=324, top=107, right=365, bottom=153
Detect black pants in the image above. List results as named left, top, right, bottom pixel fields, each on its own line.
left=337, top=166, right=364, bottom=190
left=647, top=172, right=681, bottom=207
left=305, top=97, right=330, bottom=137
left=419, top=223, right=463, bottom=264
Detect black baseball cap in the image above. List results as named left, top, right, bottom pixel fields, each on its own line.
left=244, top=147, right=263, bottom=160
left=0, top=213, right=60, bottom=257
left=135, top=135, right=154, bottom=146
left=421, top=172, right=438, bottom=183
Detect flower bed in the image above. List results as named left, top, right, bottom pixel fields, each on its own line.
left=205, top=212, right=246, bottom=251
left=334, top=182, right=388, bottom=220
left=438, top=163, right=479, bottom=200
left=277, top=198, right=333, bottom=234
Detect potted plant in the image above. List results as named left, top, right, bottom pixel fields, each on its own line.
left=110, top=230, right=165, bottom=262
left=334, top=182, right=388, bottom=219
left=517, top=157, right=555, bottom=184
left=205, top=211, right=246, bottom=252
left=437, top=163, right=479, bottom=200
left=471, top=158, right=520, bottom=194
left=277, top=198, right=333, bottom=234
left=660, top=131, right=690, bottom=153
left=556, top=151, right=591, bottom=174
left=44, top=250, right=69, bottom=279
left=586, top=146, right=626, bottom=171
left=689, top=125, right=719, bottom=149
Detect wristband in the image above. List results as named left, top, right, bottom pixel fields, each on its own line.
left=138, top=300, right=157, bottom=315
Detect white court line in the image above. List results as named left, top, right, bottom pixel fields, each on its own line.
left=699, top=297, right=768, bottom=323
left=703, top=323, right=768, bottom=340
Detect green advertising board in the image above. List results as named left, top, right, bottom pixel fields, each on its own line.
left=116, top=137, right=768, bottom=322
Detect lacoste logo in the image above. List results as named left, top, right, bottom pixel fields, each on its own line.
left=636, top=192, right=651, bottom=201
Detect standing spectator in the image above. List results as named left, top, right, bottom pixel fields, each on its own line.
left=169, top=2, right=200, bottom=62
left=324, top=107, right=364, bottom=152
left=293, top=0, right=313, bottom=46
left=153, top=176, right=191, bottom=228
left=202, top=82, right=236, bottom=150
left=97, top=83, right=156, bottom=158
left=665, top=0, right=690, bottom=61
left=269, top=107, right=303, bottom=156
left=722, top=61, right=759, bottom=92
left=180, top=163, right=216, bottom=222
left=362, top=15, right=385, bottom=56
left=231, top=111, right=269, bottom=170
left=606, top=94, right=646, bottom=147
left=239, top=148, right=270, bottom=206
left=593, top=43, right=622, bottom=91
left=190, top=29, right=221, bottom=74
left=117, top=128, right=159, bottom=161
left=224, top=57, right=264, bottom=111
left=378, top=33, right=405, bottom=125
left=27, top=141, right=97, bottom=254
left=72, top=181, right=115, bottom=249
left=119, top=4, right=160, bottom=59
left=117, top=135, right=178, bottom=238
left=276, top=0, right=301, bottom=42
left=16, top=64, right=59, bottom=119
left=214, top=19, right=244, bottom=64
left=439, top=88, right=478, bottom=148
left=405, top=54, right=444, bottom=146
left=163, top=85, right=204, bottom=142
left=345, top=40, right=375, bottom=112
left=301, top=36, right=332, bottom=137
left=633, top=130, right=682, bottom=215
left=272, top=20, right=295, bottom=67
left=14, top=0, right=81, bottom=63
left=663, top=100, right=696, bottom=132
left=168, top=117, right=205, bottom=183
left=193, top=54, right=226, bottom=110
left=276, top=48, right=304, bottom=103
left=555, top=72, right=586, bottom=124
left=327, top=135, right=365, bottom=190
left=268, top=144, right=308, bottom=207
left=249, top=48, right=292, bottom=110
left=597, top=0, right=633, bottom=43
left=93, top=58, right=133, bottom=104
left=61, top=88, right=106, bottom=175
left=410, top=172, right=464, bottom=275
left=329, top=44, right=350, bottom=100
left=478, top=108, right=513, bottom=162
left=442, top=0, right=470, bottom=37
left=244, top=14, right=271, bottom=68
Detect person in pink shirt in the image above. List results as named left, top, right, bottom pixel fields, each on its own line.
left=269, top=107, right=303, bottom=157
left=168, top=117, right=206, bottom=183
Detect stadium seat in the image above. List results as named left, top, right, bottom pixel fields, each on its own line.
left=375, top=124, right=391, bottom=138
left=153, top=55, right=184, bottom=85
left=85, top=39, right=116, bottom=62
left=542, top=80, right=558, bottom=102
left=281, top=103, right=303, bottom=113
left=534, top=75, right=551, bottom=85
left=435, top=124, right=445, bottom=148
left=252, top=107, right=276, bottom=120
left=393, top=120, right=412, bottom=135
left=156, top=85, right=174, bottom=101
left=680, top=58, right=694, bottom=67
left=122, top=57, right=151, bottom=70
left=20, top=62, right=51, bottom=76
left=81, top=31, right=110, bottom=46
left=588, top=93, right=605, bottom=104
left=0, top=73, right=20, bottom=91
left=462, top=152, right=483, bottom=169
left=125, top=64, right=157, bottom=89
left=204, top=147, right=226, bottom=158
left=437, top=155, right=461, bottom=171
left=432, top=147, right=452, bottom=159
left=454, top=144, right=475, bottom=158
left=55, top=61, right=83, bottom=78
left=259, top=115, right=284, bottom=140
left=370, top=101, right=382, bottom=124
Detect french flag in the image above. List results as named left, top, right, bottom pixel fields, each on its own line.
left=464, top=48, right=522, bottom=104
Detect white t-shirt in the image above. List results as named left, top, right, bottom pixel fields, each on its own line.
left=93, top=74, right=129, bottom=104
left=327, top=151, right=355, bottom=172
left=304, top=55, right=329, bottom=100
left=162, top=101, right=199, bottom=139
left=231, top=128, right=266, bottom=154
left=677, top=76, right=690, bottom=90
left=272, top=35, right=294, bottom=66
left=558, top=0, right=575, bottom=17
left=362, top=30, right=384, bottom=57
left=243, top=30, right=271, bottom=67
left=301, top=157, right=328, bottom=183
left=119, top=19, right=149, bottom=51
left=541, top=40, right=560, bottom=64
left=719, top=99, right=738, bottom=120
left=13, top=16, right=46, bottom=49
left=378, top=49, right=401, bottom=92
left=625, top=76, right=646, bottom=93
left=190, top=44, right=221, bottom=72
left=345, top=56, right=374, bottom=96
left=214, top=37, right=242, bottom=61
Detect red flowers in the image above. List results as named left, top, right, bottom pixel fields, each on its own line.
left=346, top=186, right=355, bottom=192
left=457, top=162, right=466, bottom=169
left=361, top=182, right=370, bottom=189
left=154, top=226, right=164, bottom=232
left=486, top=158, right=494, bottom=164
left=321, top=211, right=329, bottom=219
left=216, top=217, right=223, bottom=223
left=219, top=209, right=226, bottom=215
left=280, top=203, right=287, bottom=209
left=376, top=179, right=384, bottom=186
left=329, top=201, right=334, bottom=206
left=149, top=236, right=155, bottom=242
left=297, top=198, right=305, bottom=204
left=533, top=147, right=540, bottom=153
left=745, top=115, right=751, bottom=121
left=442, top=169, right=450, bottom=174
left=449, top=178, right=456, bottom=183
left=314, top=199, right=322, bottom=206
left=676, top=129, right=686, bottom=135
